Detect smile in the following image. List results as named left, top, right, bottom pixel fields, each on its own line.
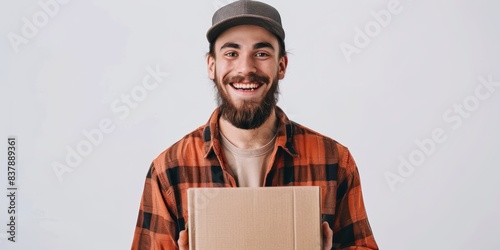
left=231, top=82, right=262, bottom=91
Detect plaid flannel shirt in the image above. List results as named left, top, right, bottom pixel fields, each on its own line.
left=132, top=107, right=378, bottom=249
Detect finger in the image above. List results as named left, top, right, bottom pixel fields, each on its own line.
left=322, top=221, right=333, bottom=250
left=178, top=229, right=189, bottom=250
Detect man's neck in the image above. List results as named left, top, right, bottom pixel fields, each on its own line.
left=219, top=108, right=278, bottom=150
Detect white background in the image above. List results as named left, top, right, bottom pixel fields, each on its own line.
left=1, top=0, right=500, bottom=249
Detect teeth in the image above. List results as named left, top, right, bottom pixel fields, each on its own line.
left=233, top=83, right=259, bottom=89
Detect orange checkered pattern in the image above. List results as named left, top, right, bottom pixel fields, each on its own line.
left=132, top=107, right=378, bottom=249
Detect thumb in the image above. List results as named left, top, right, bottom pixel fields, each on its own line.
left=178, top=229, right=189, bottom=250
left=322, top=221, right=333, bottom=250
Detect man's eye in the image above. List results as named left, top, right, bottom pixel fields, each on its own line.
left=256, top=52, right=269, bottom=57
left=225, top=52, right=237, bottom=57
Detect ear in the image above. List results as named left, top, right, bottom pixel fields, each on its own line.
left=207, top=55, right=215, bottom=80
left=278, top=55, right=288, bottom=80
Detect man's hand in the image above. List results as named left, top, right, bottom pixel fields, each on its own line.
left=178, top=229, right=189, bottom=250
left=323, top=221, right=333, bottom=250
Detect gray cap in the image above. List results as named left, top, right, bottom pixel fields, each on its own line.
left=207, top=0, right=285, bottom=43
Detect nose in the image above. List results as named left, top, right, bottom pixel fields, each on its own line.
left=236, top=53, right=257, bottom=75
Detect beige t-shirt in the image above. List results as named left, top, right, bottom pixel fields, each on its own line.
left=220, top=133, right=276, bottom=187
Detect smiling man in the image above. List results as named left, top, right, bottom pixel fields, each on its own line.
left=132, top=1, right=378, bottom=249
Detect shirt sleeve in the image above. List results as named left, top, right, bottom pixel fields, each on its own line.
left=131, top=163, right=180, bottom=250
left=332, top=148, right=379, bottom=249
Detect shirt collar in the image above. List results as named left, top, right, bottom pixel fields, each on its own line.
left=203, top=106, right=298, bottom=158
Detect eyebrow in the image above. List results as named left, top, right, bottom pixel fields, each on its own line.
left=219, top=42, right=275, bottom=51
left=253, top=42, right=275, bottom=51
left=220, top=42, right=240, bottom=50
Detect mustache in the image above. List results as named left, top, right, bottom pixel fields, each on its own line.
left=222, top=72, right=270, bottom=86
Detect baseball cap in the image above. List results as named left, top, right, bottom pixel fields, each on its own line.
left=207, top=0, right=285, bottom=43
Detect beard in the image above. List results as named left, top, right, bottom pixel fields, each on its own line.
left=214, top=70, right=280, bottom=130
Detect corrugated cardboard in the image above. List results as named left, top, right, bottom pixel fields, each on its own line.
left=187, top=186, right=321, bottom=250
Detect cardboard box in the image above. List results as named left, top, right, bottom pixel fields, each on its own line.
left=187, top=186, right=321, bottom=250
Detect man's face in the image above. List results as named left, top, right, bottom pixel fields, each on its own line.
left=207, top=25, right=288, bottom=129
